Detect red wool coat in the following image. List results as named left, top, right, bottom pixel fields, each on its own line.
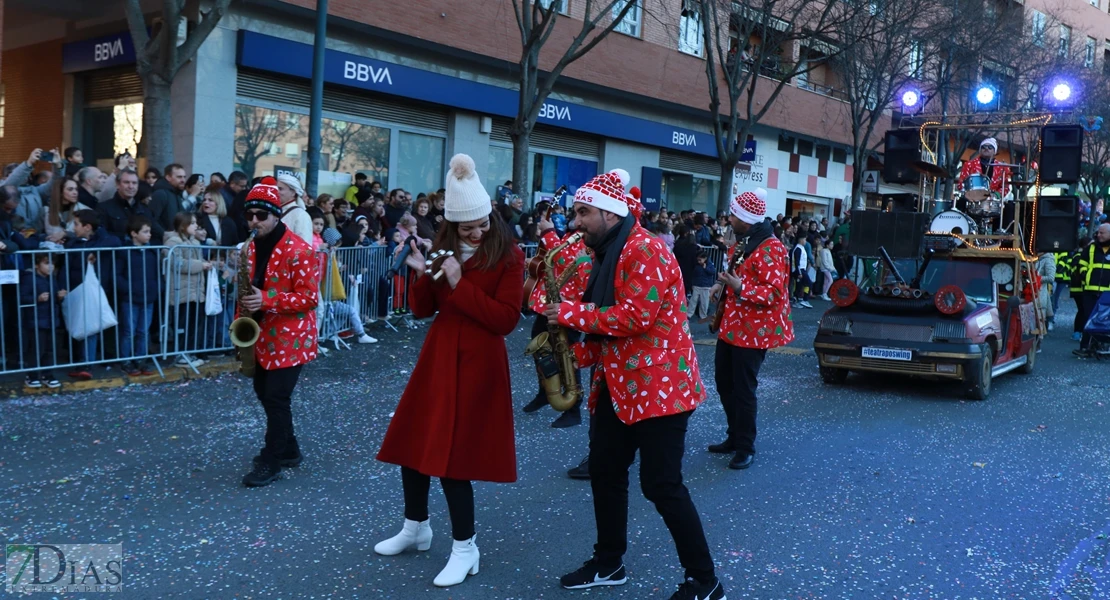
left=377, top=245, right=525, bottom=483
left=528, top=229, right=592, bottom=312
left=718, top=238, right=794, bottom=349
left=243, top=228, right=320, bottom=370
left=555, top=225, right=705, bottom=425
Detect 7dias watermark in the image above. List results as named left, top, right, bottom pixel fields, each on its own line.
left=5, top=544, right=123, bottom=593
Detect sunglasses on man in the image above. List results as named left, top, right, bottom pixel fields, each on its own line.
left=246, top=211, right=272, bottom=222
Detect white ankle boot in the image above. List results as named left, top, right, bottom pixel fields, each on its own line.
left=432, top=535, right=480, bottom=587
left=373, top=519, right=432, bottom=556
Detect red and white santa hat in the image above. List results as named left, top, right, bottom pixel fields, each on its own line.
left=244, top=176, right=282, bottom=217
left=625, top=186, right=643, bottom=220
left=730, top=187, right=767, bottom=225
left=574, top=169, right=630, bottom=217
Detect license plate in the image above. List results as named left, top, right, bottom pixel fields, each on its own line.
left=861, top=347, right=912, bottom=361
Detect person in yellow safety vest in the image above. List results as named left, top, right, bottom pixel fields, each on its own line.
left=1073, top=223, right=1110, bottom=357
left=1052, top=250, right=1072, bottom=331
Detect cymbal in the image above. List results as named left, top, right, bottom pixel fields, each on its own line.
left=910, top=160, right=949, bottom=178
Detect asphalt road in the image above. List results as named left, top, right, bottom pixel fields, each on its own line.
left=1, top=298, right=1109, bottom=599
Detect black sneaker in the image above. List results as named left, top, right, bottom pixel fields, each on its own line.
left=551, top=408, right=581, bottom=428
left=242, top=461, right=282, bottom=487
left=522, top=392, right=548, bottom=413
left=668, top=577, right=726, bottom=600
left=253, top=452, right=303, bottom=468
left=560, top=559, right=627, bottom=589
left=25, top=377, right=42, bottom=388
left=567, top=456, right=590, bottom=480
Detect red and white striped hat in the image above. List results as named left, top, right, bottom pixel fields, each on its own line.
left=574, top=169, right=630, bottom=217
left=731, top=188, right=767, bottom=224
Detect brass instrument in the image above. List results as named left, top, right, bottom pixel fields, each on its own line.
left=230, top=231, right=261, bottom=377
left=709, top=244, right=746, bottom=334
left=524, top=232, right=584, bottom=412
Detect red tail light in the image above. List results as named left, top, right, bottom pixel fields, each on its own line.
left=829, top=279, right=859, bottom=307
left=934, top=285, right=966, bottom=315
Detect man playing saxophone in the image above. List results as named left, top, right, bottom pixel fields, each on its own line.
left=237, top=177, right=320, bottom=487
left=522, top=206, right=592, bottom=428
left=543, top=169, right=725, bottom=600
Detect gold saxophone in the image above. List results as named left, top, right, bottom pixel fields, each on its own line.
left=524, top=232, right=584, bottom=412
left=230, top=231, right=261, bottom=377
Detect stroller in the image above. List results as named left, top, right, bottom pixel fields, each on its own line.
left=1082, top=291, right=1110, bottom=358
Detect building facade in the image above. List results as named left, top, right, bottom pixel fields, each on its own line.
left=2, top=0, right=884, bottom=220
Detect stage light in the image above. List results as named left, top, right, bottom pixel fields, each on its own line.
left=901, top=90, right=920, bottom=107
left=1052, top=83, right=1072, bottom=102
left=976, top=86, right=996, bottom=105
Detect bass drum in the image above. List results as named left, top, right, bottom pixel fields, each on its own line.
left=929, top=210, right=977, bottom=236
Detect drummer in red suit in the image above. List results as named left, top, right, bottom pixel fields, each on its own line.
left=543, top=169, right=726, bottom=600
left=708, top=188, right=794, bottom=471
left=236, top=177, right=320, bottom=488
left=958, top=137, right=1011, bottom=204
left=375, top=154, right=524, bottom=589
left=521, top=205, right=592, bottom=431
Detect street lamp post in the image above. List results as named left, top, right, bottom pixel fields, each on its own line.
left=306, top=0, right=329, bottom=198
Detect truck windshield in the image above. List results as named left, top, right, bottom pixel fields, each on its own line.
left=918, top=260, right=994, bottom=303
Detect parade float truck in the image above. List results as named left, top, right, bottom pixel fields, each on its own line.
left=813, top=236, right=1044, bottom=400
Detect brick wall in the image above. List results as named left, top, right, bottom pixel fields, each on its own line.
left=0, top=39, right=65, bottom=167
left=280, top=0, right=857, bottom=145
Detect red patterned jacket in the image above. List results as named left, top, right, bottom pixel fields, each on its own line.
left=528, top=229, right=592, bottom=313
left=958, top=158, right=1011, bottom=198
left=718, top=238, right=794, bottom=349
left=243, top=228, right=320, bottom=370
left=555, top=224, right=705, bottom=425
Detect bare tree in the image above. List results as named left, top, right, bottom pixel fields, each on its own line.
left=833, top=0, right=927, bottom=209
left=1078, top=73, right=1110, bottom=202
left=352, top=128, right=391, bottom=186
left=698, top=0, right=866, bottom=213
left=323, top=120, right=366, bottom=172
left=508, top=0, right=646, bottom=196
left=233, top=106, right=300, bottom=180
left=912, top=0, right=1048, bottom=199
left=124, top=0, right=234, bottom=170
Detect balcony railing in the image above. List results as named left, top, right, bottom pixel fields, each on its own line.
left=797, top=80, right=850, bottom=102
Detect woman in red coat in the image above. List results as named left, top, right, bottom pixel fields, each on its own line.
left=375, top=154, right=524, bottom=588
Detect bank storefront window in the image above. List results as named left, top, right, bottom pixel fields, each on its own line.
left=396, top=132, right=445, bottom=195
left=532, top=153, right=598, bottom=206
left=233, top=102, right=445, bottom=199
left=661, top=173, right=720, bottom=214
left=486, top=145, right=514, bottom=197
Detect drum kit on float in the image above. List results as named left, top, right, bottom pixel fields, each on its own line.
left=911, top=158, right=1034, bottom=247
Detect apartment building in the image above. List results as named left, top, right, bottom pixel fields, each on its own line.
left=1, top=0, right=868, bottom=219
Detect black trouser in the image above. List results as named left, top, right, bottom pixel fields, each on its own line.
left=253, top=364, right=304, bottom=465
left=714, top=343, right=767, bottom=455
left=588, top=377, right=715, bottom=584
left=23, top=329, right=55, bottom=380
left=1079, top=291, right=1100, bottom=349
left=530, top=313, right=583, bottom=412
left=401, top=466, right=475, bottom=541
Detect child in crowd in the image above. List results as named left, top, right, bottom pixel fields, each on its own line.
left=20, top=253, right=66, bottom=388
left=687, top=250, right=717, bottom=322
left=115, top=216, right=160, bottom=376
left=64, top=209, right=121, bottom=380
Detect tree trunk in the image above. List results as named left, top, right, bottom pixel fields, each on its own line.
left=510, top=126, right=531, bottom=200
left=716, top=159, right=733, bottom=216
left=142, top=76, right=174, bottom=171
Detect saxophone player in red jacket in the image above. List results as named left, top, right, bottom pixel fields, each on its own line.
left=236, top=177, right=320, bottom=488
left=709, top=189, right=793, bottom=470
left=522, top=210, right=592, bottom=432
left=543, top=169, right=725, bottom=600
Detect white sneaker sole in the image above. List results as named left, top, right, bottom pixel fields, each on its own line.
left=563, top=576, right=628, bottom=590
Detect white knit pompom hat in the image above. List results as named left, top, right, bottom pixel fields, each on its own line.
left=444, top=154, right=492, bottom=223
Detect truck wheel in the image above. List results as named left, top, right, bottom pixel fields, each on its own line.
left=820, top=366, right=849, bottom=384
left=965, top=344, right=993, bottom=401
left=1018, top=339, right=1038, bottom=374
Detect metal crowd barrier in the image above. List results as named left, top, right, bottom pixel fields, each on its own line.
left=698, top=244, right=727, bottom=275
left=160, top=243, right=241, bottom=370
left=316, top=245, right=394, bottom=344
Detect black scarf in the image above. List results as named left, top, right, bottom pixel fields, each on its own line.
left=581, top=215, right=636, bottom=341
left=252, top=222, right=287, bottom=290
left=743, top=221, right=774, bottom=255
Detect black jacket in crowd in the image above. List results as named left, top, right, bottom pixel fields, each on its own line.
left=196, top=212, right=241, bottom=247
left=96, top=193, right=162, bottom=242
left=149, top=178, right=185, bottom=235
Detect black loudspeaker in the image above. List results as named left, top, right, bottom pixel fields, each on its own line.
left=882, top=193, right=919, bottom=213
left=883, top=130, right=921, bottom=184
left=1040, top=124, right=1083, bottom=184
left=850, top=209, right=930, bottom=259
left=1035, top=195, right=1080, bottom=252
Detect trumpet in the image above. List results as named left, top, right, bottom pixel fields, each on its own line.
left=425, top=250, right=455, bottom=280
